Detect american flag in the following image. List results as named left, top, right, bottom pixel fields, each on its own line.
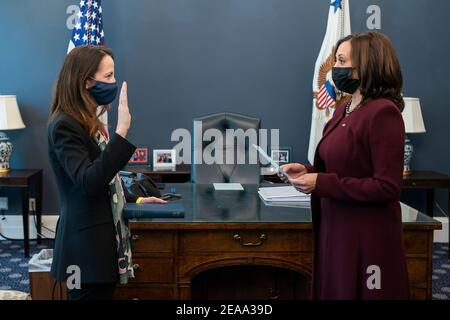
left=68, top=0, right=105, bottom=53
left=67, top=0, right=108, bottom=128
left=316, top=80, right=337, bottom=115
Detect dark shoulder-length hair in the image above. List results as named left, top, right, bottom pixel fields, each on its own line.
left=50, top=45, right=114, bottom=138
left=334, top=32, right=404, bottom=112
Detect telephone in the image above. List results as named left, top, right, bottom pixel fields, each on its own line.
left=119, top=171, right=161, bottom=198
left=160, top=193, right=182, bottom=201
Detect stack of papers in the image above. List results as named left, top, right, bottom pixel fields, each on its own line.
left=213, top=183, right=244, bottom=191
left=258, top=186, right=311, bottom=202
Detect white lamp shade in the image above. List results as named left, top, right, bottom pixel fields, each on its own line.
left=402, top=97, right=426, bottom=134
left=0, top=95, right=26, bottom=130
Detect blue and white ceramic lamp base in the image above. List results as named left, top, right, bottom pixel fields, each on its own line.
left=0, top=132, right=12, bottom=173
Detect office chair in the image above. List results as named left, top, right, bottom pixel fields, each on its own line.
left=192, top=112, right=261, bottom=184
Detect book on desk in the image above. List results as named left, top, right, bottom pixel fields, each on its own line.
left=123, top=203, right=185, bottom=219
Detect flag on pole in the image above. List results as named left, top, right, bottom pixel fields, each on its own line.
left=307, top=0, right=351, bottom=163
left=67, top=0, right=108, bottom=130
left=68, top=0, right=105, bottom=53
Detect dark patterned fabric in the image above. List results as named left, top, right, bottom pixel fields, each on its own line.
left=95, top=131, right=134, bottom=284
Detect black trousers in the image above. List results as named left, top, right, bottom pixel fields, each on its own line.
left=68, top=283, right=116, bottom=300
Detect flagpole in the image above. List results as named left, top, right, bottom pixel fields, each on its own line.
left=86, top=1, right=92, bottom=45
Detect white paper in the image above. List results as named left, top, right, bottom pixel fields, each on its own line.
left=258, top=186, right=310, bottom=202
left=213, top=183, right=245, bottom=191
left=261, top=199, right=311, bottom=208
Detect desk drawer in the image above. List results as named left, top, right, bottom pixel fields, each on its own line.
left=129, top=258, right=174, bottom=283
left=409, top=288, right=427, bottom=300
left=131, top=231, right=174, bottom=253
left=403, top=231, right=429, bottom=255
left=406, top=258, right=428, bottom=284
left=180, top=230, right=312, bottom=253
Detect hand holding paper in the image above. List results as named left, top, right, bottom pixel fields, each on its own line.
left=289, top=173, right=318, bottom=195
left=252, top=144, right=291, bottom=180
left=278, top=163, right=307, bottom=183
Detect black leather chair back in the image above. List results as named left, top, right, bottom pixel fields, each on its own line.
left=192, top=112, right=261, bottom=184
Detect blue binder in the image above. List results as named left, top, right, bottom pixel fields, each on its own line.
left=123, top=203, right=185, bottom=219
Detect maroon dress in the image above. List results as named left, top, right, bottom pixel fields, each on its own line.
left=307, top=98, right=410, bottom=300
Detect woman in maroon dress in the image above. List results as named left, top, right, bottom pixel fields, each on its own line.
left=281, top=32, right=409, bottom=299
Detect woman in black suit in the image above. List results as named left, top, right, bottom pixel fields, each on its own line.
left=48, top=46, right=165, bottom=300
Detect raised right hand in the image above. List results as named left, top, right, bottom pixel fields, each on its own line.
left=278, top=163, right=307, bottom=183
left=116, top=82, right=131, bottom=138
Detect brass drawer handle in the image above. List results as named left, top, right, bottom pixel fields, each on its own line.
left=132, top=235, right=140, bottom=241
left=233, top=233, right=267, bottom=247
left=132, top=264, right=140, bottom=270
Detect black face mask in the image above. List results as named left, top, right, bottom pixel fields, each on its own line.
left=332, top=67, right=361, bottom=94
left=88, top=80, right=119, bottom=106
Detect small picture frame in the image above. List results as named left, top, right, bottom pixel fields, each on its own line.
left=153, top=149, right=176, bottom=171
left=271, top=147, right=291, bottom=164
left=128, top=147, right=149, bottom=165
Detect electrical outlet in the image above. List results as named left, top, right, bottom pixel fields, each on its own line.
left=0, top=197, right=8, bottom=211
left=29, top=198, right=36, bottom=212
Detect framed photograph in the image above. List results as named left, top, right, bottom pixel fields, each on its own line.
left=271, top=147, right=292, bottom=164
left=153, top=149, right=176, bottom=171
left=128, top=147, right=149, bottom=165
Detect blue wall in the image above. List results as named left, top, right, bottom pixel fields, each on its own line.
left=0, top=0, right=449, bottom=215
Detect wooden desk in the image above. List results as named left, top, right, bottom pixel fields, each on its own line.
left=125, top=165, right=191, bottom=183
left=126, top=165, right=283, bottom=184
left=403, top=171, right=450, bottom=258
left=127, top=167, right=450, bottom=216
left=115, top=184, right=442, bottom=300
left=125, top=167, right=450, bottom=259
left=0, top=170, right=43, bottom=257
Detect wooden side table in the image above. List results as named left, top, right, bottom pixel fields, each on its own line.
left=402, top=171, right=450, bottom=216
left=0, top=170, right=43, bottom=257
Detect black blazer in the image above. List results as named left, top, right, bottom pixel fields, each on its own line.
left=48, top=112, right=136, bottom=283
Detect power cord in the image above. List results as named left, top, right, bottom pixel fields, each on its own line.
left=0, top=229, right=21, bottom=241
left=33, top=210, right=55, bottom=239
left=0, top=207, right=55, bottom=241
left=435, top=202, right=449, bottom=218
left=52, top=280, right=57, bottom=300
left=30, top=199, right=56, bottom=239
left=0, top=209, right=22, bottom=241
